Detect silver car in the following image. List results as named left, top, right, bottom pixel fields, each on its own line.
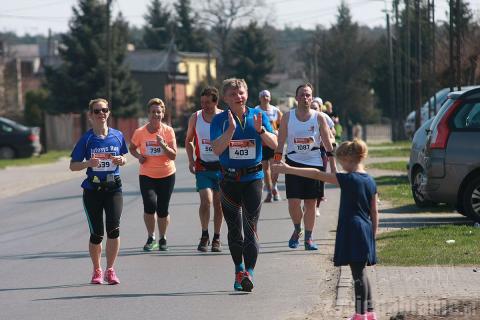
left=423, top=87, right=480, bottom=221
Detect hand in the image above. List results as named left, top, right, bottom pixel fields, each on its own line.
left=112, top=156, right=124, bottom=166
left=156, top=134, right=167, bottom=148
left=138, top=155, right=146, bottom=164
left=227, top=111, right=236, bottom=133
left=271, top=160, right=289, bottom=174
left=188, top=161, right=195, bottom=174
left=253, top=114, right=262, bottom=132
left=88, top=158, right=100, bottom=168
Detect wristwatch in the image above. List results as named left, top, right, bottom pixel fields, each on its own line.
left=257, top=127, right=266, bottom=135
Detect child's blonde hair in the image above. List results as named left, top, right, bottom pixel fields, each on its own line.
left=335, top=139, right=368, bottom=163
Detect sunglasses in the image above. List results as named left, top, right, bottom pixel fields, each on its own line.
left=92, top=108, right=109, bottom=114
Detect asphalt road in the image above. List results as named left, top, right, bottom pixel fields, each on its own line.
left=0, top=151, right=340, bottom=320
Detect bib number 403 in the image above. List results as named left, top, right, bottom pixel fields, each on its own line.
left=234, top=149, right=248, bottom=156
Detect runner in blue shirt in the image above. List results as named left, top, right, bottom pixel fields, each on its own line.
left=70, top=98, right=128, bottom=285
left=211, top=78, right=277, bottom=292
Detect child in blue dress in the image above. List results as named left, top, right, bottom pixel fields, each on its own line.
left=273, top=139, right=378, bottom=320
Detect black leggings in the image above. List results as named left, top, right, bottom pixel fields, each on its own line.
left=350, top=262, right=374, bottom=314
left=83, top=189, right=123, bottom=244
left=139, top=174, right=175, bottom=217
left=220, top=179, right=262, bottom=270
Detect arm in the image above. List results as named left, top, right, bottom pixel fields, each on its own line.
left=129, top=143, right=146, bottom=164
left=70, top=158, right=99, bottom=171
left=272, top=160, right=339, bottom=185
left=370, top=193, right=379, bottom=237
left=254, top=113, right=277, bottom=150
left=184, top=114, right=197, bottom=174
left=212, top=111, right=236, bottom=156
left=318, top=113, right=337, bottom=173
left=273, top=112, right=289, bottom=161
left=157, top=129, right=177, bottom=160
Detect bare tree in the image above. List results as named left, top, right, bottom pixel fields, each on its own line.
left=201, top=0, right=264, bottom=79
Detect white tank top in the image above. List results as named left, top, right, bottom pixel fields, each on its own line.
left=194, top=110, right=219, bottom=163
left=255, top=105, right=281, bottom=130
left=286, top=109, right=323, bottom=166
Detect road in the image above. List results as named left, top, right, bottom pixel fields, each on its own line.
left=0, top=150, right=341, bottom=320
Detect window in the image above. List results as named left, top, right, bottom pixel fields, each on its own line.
left=0, top=123, right=14, bottom=133
left=452, top=102, right=480, bottom=129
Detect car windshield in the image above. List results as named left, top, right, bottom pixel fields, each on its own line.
left=0, top=117, right=28, bottom=131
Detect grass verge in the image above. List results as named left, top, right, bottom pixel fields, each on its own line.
left=368, top=161, right=408, bottom=172
left=377, top=225, right=480, bottom=265
left=369, top=147, right=411, bottom=158
left=375, top=175, right=412, bottom=207
left=0, top=150, right=70, bottom=170
left=369, top=140, right=411, bottom=148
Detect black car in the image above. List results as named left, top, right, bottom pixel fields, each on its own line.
left=0, top=117, right=42, bottom=159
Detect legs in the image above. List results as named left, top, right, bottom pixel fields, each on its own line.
left=199, top=188, right=213, bottom=231
left=262, top=159, right=273, bottom=202
left=350, top=262, right=374, bottom=315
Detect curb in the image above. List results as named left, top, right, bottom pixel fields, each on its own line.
left=335, top=266, right=353, bottom=307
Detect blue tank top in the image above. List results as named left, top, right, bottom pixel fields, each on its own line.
left=210, top=107, right=273, bottom=182
left=70, top=128, right=128, bottom=190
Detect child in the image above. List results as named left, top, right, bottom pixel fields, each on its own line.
left=272, top=139, right=378, bottom=320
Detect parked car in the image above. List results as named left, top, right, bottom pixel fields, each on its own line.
left=0, top=117, right=42, bottom=159
left=404, top=88, right=450, bottom=138
left=408, top=117, right=434, bottom=207
left=422, top=86, right=480, bottom=221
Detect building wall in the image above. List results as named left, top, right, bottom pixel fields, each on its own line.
left=182, top=57, right=217, bottom=99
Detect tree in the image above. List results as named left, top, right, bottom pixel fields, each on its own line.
left=45, top=0, right=140, bottom=120
left=173, top=0, right=206, bottom=52
left=143, top=0, right=174, bottom=50
left=313, top=2, right=379, bottom=130
left=201, top=0, right=263, bottom=79
left=228, top=22, right=275, bottom=105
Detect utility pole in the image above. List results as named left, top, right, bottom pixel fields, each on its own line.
left=449, top=0, right=455, bottom=91
left=456, top=0, right=461, bottom=90
left=386, top=9, right=395, bottom=140
left=414, top=0, right=422, bottom=131
left=394, top=0, right=403, bottom=138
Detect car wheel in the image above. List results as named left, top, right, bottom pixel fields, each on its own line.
left=0, top=146, right=15, bottom=159
left=462, top=175, right=480, bottom=222
left=411, top=167, right=435, bottom=207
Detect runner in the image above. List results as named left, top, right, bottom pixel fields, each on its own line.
left=70, top=98, right=128, bottom=285
left=185, top=86, right=224, bottom=252
left=274, top=84, right=336, bottom=250
left=211, top=78, right=277, bottom=292
left=255, top=89, right=283, bottom=202
left=129, top=98, right=177, bottom=252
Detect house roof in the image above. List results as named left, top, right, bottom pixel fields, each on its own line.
left=8, top=44, right=40, bottom=61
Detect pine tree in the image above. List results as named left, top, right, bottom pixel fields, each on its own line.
left=45, top=0, right=140, bottom=118
left=229, top=22, right=275, bottom=106
left=143, top=0, right=174, bottom=50
left=173, top=0, right=206, bottom=52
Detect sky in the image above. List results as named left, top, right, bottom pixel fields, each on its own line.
left=0, top=0, right=476, bottom=36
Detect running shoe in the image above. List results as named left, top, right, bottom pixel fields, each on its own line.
left=159, top=238, right=168, bottom=251
left=234, top=271, right=243, bottom=291
left=197, top=236, right=209, bottom=252
left=304, top=239, right=318, bottom=251
left=240, top=271, right=254, bottom=292
left=143, top=237, right=158, bottom=251
left=366, top=312, right=378, bottom=320
left=264, top=192, right=272, bottom=203
left=211, top=238, right=222, bottom=252
left=91, top=268, right=103, bottom=284
left=348, top=313, right=368, bottom=320
left=288, top=229, right=303, bottom=249
left=104, top=268, right=120, bottom=285
left=272, top=188, right=281, bottom=201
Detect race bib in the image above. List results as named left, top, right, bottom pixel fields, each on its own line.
left=200, top=139, right=214, bottom=156
left=229, top=139, right=256, bottom=160
left=145, top=140, right=164, bottom=156
left=92, top=152, right=117, bottom=172
left=294, top=137, right=314, bottom=153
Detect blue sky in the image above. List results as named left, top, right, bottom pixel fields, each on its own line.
left=0, top=0, right=467, bottom=36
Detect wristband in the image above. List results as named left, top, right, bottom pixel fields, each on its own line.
left=326, top=151, right=334, bottom=157
left=273, top=152, right=283, bottom=161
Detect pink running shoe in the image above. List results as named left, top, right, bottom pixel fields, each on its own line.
left=104, top=268, right=120, bottom=285
left=91, top=268, right=103, bottom=284
left=367, top=312, right=378, bottom=320
left=348, top=314, right=367, bottom=320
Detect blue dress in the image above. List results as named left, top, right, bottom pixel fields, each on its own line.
left=333, top=172, right=377, bottom=266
